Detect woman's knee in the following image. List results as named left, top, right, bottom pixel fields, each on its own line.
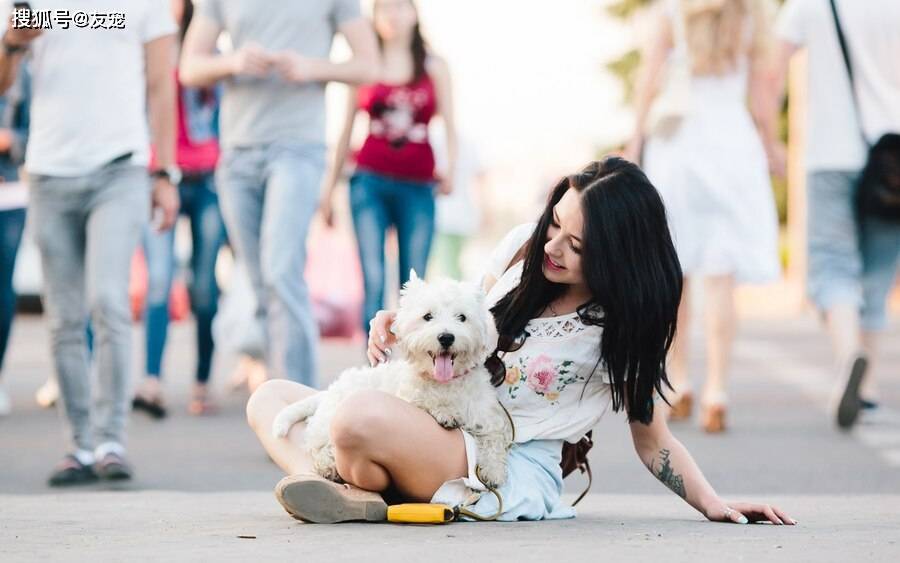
left=245, top=379, right=305, bottom=430
left=330, top=390, right=394, bottom=453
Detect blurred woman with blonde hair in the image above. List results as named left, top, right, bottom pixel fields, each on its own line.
left=624, top=0, right=783, bottom=433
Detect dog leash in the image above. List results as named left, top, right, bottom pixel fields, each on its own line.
left=386, top=466, right=505, bottom=524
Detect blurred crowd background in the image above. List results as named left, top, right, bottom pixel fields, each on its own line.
left=0, top=0, right=897, bottom=485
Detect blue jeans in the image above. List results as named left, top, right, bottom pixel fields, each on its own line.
left=144, top=173, right=226, bottom=383
left=217, top=142, right=324, bottom=386
left=0, top=207, right=25, bottom=373
left=349, top=171, right=436, bottom=333
left=807, top=171, right=900, bottom=330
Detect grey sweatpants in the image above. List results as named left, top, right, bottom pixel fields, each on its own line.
left=29, top=162, right=150, bottom=452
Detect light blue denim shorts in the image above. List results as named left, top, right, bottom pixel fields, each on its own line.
left=807, top=171, right=900, bottom=330
left=431, top=435, right=576, bottom=522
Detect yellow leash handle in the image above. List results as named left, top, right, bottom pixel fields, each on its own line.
left=387, top=503, right=456, bottom=524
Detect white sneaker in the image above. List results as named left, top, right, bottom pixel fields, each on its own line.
left=0, top=386, right=10, bottom=416
left=35, top=378, right=59, bottom=409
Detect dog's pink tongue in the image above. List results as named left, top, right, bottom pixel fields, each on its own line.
left=433, top=354, right=454, bottom=383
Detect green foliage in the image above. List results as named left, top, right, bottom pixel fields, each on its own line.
left=607, top=0, right=656, bottom=19
left=606, top=48, right=641, bottom=103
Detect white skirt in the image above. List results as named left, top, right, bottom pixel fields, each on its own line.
left=644, top=103, right=780, bottom=283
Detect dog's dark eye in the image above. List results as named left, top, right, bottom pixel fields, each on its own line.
left=457, top=314, right=467, bottom=322
left=423, top=313, right=433, bottom=321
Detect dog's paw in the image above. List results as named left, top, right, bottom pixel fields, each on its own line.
left=271, top=412, right=295, bottom=439
left=430, top=411, right=458, bottom=429
left=475, top=461, right=508, bottom=489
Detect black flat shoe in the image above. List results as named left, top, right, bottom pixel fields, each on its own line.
left=837, top=355, right=868, bottom=430
left=132, top=395, right=167, bottom=419
left=48, top=455, right=98, bottom=487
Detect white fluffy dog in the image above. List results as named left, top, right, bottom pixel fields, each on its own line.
left=272, top=273, right=512, bottom=488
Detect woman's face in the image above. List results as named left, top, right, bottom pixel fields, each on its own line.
left=542, top=187, right=586, bottom=288
left=373, top=0, right=418, bottom=42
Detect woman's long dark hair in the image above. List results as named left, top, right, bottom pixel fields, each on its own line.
left=489, top=158, right=683, bottom=424
left=374, top=0, right=429, bottom=82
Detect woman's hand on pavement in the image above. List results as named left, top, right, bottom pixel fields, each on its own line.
left=705, top=500, right=796, bottom=525
left=366, top=310, right=397, bottom=366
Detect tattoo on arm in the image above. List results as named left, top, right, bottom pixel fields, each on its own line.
left=648, top=448, right=686, bottom=499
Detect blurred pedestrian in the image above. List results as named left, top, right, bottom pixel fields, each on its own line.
left=180, top=0, right=378, bottom=387
left=0, top=60, right=28, bottom=417
left=133, top=0, right=226, bottom=419
left=0, top=0, right=179, bottom=484
left=319, top=0, right=457, bottom=335
left=429, top=128, right=486, bottom=281
left=625, top=0, right=782, bottom=432
left=772, top=0, right=900, bottom=429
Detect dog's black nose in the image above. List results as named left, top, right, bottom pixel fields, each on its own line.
left=438, top=333, right=455, bottom=349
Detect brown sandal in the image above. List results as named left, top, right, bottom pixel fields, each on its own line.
left=187, top=385, right=218, bottom=416
left=702, top=404, right=727, bottom=433
left=669, top=392, right=693, bottom=421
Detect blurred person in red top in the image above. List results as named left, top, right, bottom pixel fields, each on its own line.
left=132, top=0, right=227, bottom=420
left=319, top=0, right=457, bottom=336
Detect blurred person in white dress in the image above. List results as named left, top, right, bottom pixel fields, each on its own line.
left=428, top=125, right=487, bottom=281
left=624, top=0, right=782, bottom=433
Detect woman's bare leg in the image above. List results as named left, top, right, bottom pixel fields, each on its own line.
left=247, top=382, right=468, bottom=502
left=669, top=277, right=692, bottom=397
left=703, top=274, right=736, bottom=406
left=331, top=390, right=468, bottom=501
left=246, top=379, right=318, bottom=475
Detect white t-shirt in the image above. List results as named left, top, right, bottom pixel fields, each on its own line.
left=433, top=129, right=485, bottom=236
left=483, top=223, right=611, bottom=444
left=776, top=0, right=900, bottom=172
left=0, top=0, right=176, bottom=176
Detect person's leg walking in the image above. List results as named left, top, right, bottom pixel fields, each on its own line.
left=187, top=173, right=226, bottom=384
left=259, top=143, right=324, bottom=385
left=217, top=147, right=267, bottom=369
left=86, top=165, right=150, bottom=459
left=135, top=220, right=176, bottom=420
left=807, top=171, right=868, bottom=428
left=702, top=274, right=735, bottom=432
left=186, top=173, right=227, bottom=413
left=807, top=172, right=865, bottom=364
left=668, top=276, right=692, bottom=419
left=349, top=173, right=391, bottom=334
left=0, top=208, right=26, bottom=416
left=858, top=214, right=900, bottom=407
left=393, top=180, right=436, bottom=287
left=0, top=208, right=26, bottom=374
left=29, top=176, right=93, bottom=459
left=143, top=227, right=176, bottom=380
